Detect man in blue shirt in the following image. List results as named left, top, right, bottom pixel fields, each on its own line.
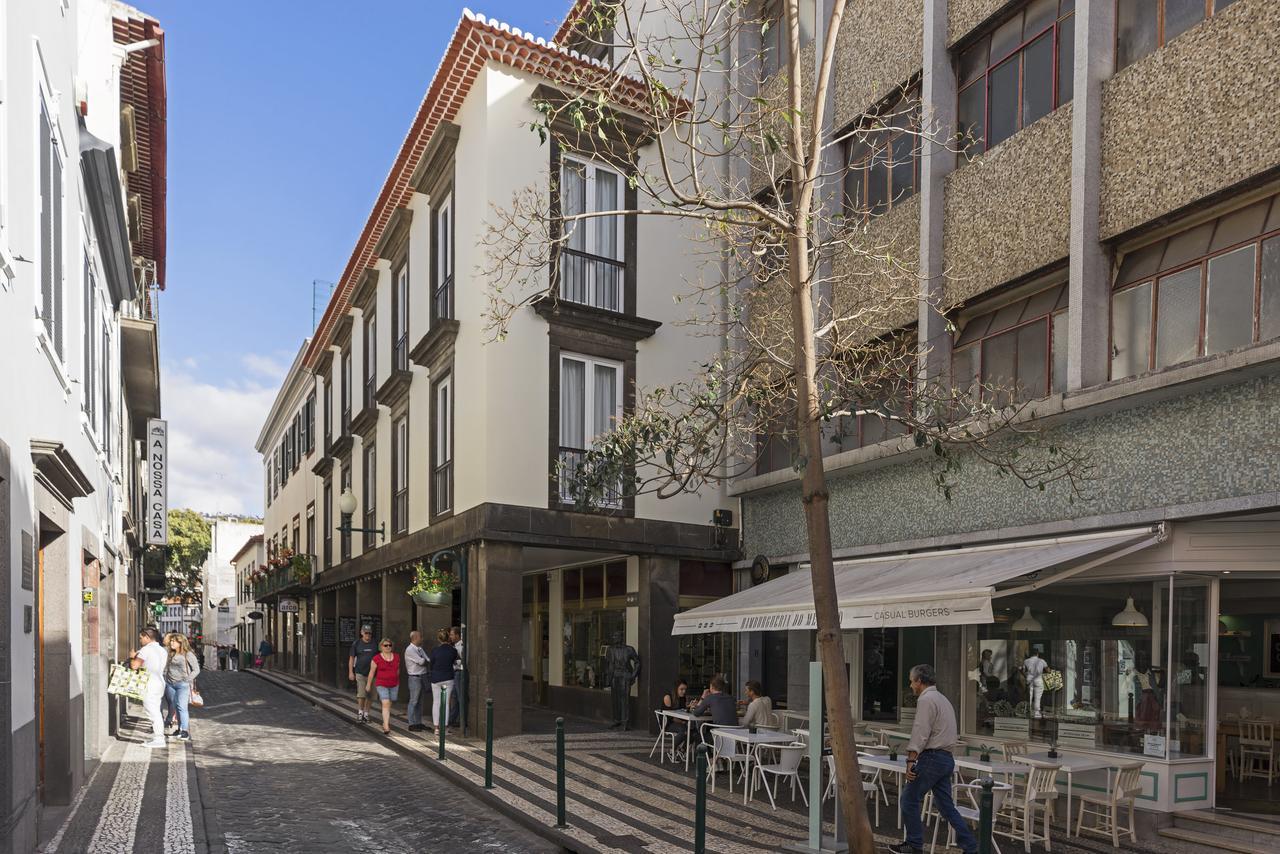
left=347, top=626, right=379, bottom=723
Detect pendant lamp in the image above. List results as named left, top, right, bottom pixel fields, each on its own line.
left=1011, top=606, right=1042, bottom=632
left=1112, top=596, right=1149, bottom=628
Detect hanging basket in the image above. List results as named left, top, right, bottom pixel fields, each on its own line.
left=412, top=590, right=450, bottom=606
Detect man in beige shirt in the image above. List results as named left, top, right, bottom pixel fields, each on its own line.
left=890, top=664, right=977, bottom=854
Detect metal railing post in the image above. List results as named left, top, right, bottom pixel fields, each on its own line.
left=977, top=777, right=994, bottom=854
left=694, top=743, right=709, bottom=854
left=437, top=686, right=447, bottom=760
left=484, top=698, right=494, bottom=789
left=555, top=717, right=567, bottom=827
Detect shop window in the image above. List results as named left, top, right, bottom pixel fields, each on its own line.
left=964, top=578, right=1208, bottom=758
left=1116, top=0, right=1236, bottom=71
left=561, top=561, right=627, bottom=690
left=1111, top=192, right=1280, bottom=379
left=953, top=282, right=1069, bottom=405
left=677, top=561, right=736, bottom=699
left=841, top=84, right=921, bottom=220
left=956, top=0, right=1075, bottom=159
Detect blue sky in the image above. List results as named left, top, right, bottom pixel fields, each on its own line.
left=159, top=0, right=567, bottom=515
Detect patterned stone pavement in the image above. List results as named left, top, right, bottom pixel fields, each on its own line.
left=40, top=671, right=561, bottom=853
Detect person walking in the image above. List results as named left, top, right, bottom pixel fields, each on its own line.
left=227, top=643, right=239, bottom=672
left=216, top=645, right=228, bottom=671
left=130, top=627, right=168, bottom=749
left=890, top=664, right=978, bottom=854
left=404, top=631, right=428, bottom=732
left=448, top=625, right=463, bottom=728
left=366, top=638, right=402, bottom=735
left=348, top=625, right=379, bottom=723
left=163, top=633, right=201, bottom=741
left=257, top=636, right=274, bottom=671
left=427, top=628, right=458, bottom=733
left=1024, top=649, right=1048, bottom=719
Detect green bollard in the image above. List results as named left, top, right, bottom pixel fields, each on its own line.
left=484, top=698, right=494, bottom=789
left=977, top=777, right=994, bottom=854
left=555, top=717, right=567, bottom=827
left=694, top=744, right=710, bottom=854
left=438, top=687, right=448, bottom=760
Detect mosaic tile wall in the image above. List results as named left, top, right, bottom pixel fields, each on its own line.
left=741, top=374, right=1280, bottom=558
left=947, top=0, right=1014, bottom=46
left=831, top=0, right=923, bottom=130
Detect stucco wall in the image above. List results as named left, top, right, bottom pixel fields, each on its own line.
left=831, top=0, right=923, bottom=130
left=947, top=0, right=1012, bottom=46
left=741, top=373, right=1280, bottom=558
left=1099, top=0, right=1280, bottom=240
left=942, top=102, right=1072, bottom=305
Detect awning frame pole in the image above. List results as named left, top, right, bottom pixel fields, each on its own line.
left=991, top=529, right=1166, bottom=600
left=808, top=660, right=822, bottom=851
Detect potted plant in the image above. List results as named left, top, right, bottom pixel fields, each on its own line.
left=291, top=553, right=312, bottom=584
left=407, top=560, right=454, bottom=606
left=899, top=690, right=918, bottom=727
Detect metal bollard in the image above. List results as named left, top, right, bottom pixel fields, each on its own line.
left=977, top=777, right=995, bottom=854
left=438, top=687, right=448, bottom=760
left=555, top=717, right=567, bottom=827
left=484, top=698, right=494, bottom=789
left=694, top=744, right=710, bottom=854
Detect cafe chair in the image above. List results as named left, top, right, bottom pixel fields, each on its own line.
left=1239, top=720, right=1278, bottom=785
left=649, top=710, right=676, bottom=762
left=752, top=743, right=808, bottom=810
left=1004, top=757, right=1061, bottom=853
left=823, top=754, right=888, bottom=825
left=1073, top=760, right=1143, bottom=848
left=705, top=726, right=750, bottom=794
left=931, top=781, right=1013, bottom=854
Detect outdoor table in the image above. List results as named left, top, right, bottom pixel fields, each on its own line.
left=857, top=752, right=910, bottom=827
left=1019, top=751, right=1118, bottom=836
left=954, top=755, right=1026, bottom=779
left=658, top=710, right=711, bottom=772
left=715, top=729, right=798, bottom=805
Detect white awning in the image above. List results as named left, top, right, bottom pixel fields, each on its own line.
left=672, top=527, right=1163, bottom=635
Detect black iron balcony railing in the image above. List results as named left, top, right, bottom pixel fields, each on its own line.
left=557, top=446, right=622, bottom=508
left=392, top=487, right=407, bottom=533
left=341, top=406, right=351, bottom=436
left=393, top=333, right=409, bottom=372
left=433, top=274, right=454, bottom=322
left=363, top=373, right=376, bottom=411
left=363, top=509, right=377, bottom=550
left=559, top=247, right=623, bottom=312
left=432, top=461, right=453, bottom=516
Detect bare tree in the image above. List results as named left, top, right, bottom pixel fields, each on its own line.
left=483, top=1, right=1090, bottom=848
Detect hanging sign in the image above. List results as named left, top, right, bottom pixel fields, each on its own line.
left=278, top=597, right=299, bottom=614
left=145, top=419, right=169, bottom=546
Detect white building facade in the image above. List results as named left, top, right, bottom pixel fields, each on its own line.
left=200, top=517, right=261, bottom=651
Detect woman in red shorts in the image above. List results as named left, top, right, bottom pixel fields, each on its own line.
left=366, top=639, right=402, bottom=734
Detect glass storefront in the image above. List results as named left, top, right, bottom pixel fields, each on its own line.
left=676, top=561, right=735, bottom=695
left=962, top=577, right=1208, bottom=759
left=560, top=561, right=627, bottom=690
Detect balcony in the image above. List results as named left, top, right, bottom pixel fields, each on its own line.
left=432, top=461, right=453, bottom=516
left=433, top=274, right=454, bottom=322
left=557, top=447, right=622, bottom=508
left=393, top=333, right=409, bottom=372
left=560, top=247, right=623, bottom=312
left=392, top=487, right=407, bottom=535
left=252, top=555, right=314, bottom=603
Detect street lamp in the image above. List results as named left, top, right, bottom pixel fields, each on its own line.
left=336, top=486, right=385, bottom=542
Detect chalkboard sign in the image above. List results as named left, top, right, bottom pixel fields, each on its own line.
left=321, top=617, right=336, bottom=647
left=339, top=616, right=357, bottom=644
left=1267, top=620, right=1280, bottom=678
left=360, top=614, right=382, bottom=641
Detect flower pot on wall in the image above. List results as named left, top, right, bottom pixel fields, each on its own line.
left=412, top=590, right=450, bottom=606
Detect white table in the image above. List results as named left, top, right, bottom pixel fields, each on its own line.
left=716, top=729, right=798, bottom=804
left=657, top=710, right=710, bottom=772
left=775, top=709, right=811, bottom=731
left=954, top=755, right=1027, bottom=778
left=857, top=753, right=911, bottom=826
left=1020, top=751, right=1117, bottom=836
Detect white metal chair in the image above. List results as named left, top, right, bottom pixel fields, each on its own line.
left=649, top=710, right=676, bottom=761
left=931, top=781, right=1013, bottom=854
left=1073, top=760, right=1143, bottom=848
left=705, top=726, right=750, bottom=793
left=1240, top=720, right=1278, bottom=785
left=1003, top=756, right=1060, bottom=853
left=823, top=754, right=887, bottom=825
left=752, top=743, right=808, bottom=809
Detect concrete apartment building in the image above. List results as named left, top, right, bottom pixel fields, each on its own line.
left=199, top=517, right=261, bottom=652
left=229, top=533, right=265, bottom=655
left=257, top=7, right=736, bottom=735
left=0, top=2, right=166, bottom=850
left=678, top=0, right=1280, bottom=827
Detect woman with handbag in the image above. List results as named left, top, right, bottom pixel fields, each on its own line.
left=164, top=633, right=201, bottom=741
left=129, top=627, right=169, bottom=748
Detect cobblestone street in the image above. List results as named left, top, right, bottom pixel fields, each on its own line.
left=40, top=670, right=560, bottom=853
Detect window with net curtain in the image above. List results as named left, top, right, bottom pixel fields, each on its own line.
left=560, top=156, right=623, bottom=312
left=559, top=354, right=622, bottom=506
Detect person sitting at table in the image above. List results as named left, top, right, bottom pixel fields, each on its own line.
left=741, top=680, right=773, bottom=729
left=673, top=676, right=736, bottom=760
left=660, top=678, right=690, bottom=712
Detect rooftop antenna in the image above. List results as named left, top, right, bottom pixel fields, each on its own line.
left=312, top=279, right=336, bottom=331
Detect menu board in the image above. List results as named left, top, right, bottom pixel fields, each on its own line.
left=339, top=616, right=357, bottom=644
left=321, top=617, right=336, bottom=647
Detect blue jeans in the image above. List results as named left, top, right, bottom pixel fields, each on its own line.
left=164, top=681, right=191, bottom=731
left=407, top=674, right=425, bottom=726
left=376, top=685, right=399, bottom=702
left=901, top=750, right=977, bottom=852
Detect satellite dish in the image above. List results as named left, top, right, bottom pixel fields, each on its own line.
left=750, top=554, right=771, bottom=586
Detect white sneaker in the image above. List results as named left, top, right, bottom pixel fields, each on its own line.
left=144, top=738, right=167, bottom=748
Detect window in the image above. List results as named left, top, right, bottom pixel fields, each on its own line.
left=291, top=520, right=300, bottom=555
left=954, top=283, right=1069, bottom=404
left=303, top=391, right=316, bottom=454
left=362, top=442, right=376, bottom=550
left=433, top=193, right=453, bottom=322
left=83, top=257, right=96, bottom=426
left=1111, top=191, right=1280, bottom=379
left=560, top=157, right=624, bottom=312
left=322, top=480, right=332, bottom=571
left=272, top=450, right=280, bottom=498
left=305, top=502, right=315, bottom=559
left=432, top=377, right=453, bottom=516
left=758, top=0, right=815, bottom=80
left=558, top=353, right=623, bottom=506
left=323, top=379, right=333, bottom=449
left=340, top=466, right=352, bottom=562
left=835, top=355, right=915, bottom=451
left=560, top=562, right=628, bottom=689
left=363, top=312, right=376, bottom=411
left=392, top=415, right=408, bottom=533
left=842, top=84, right=921, bottom=220
left=39, top=102, right=64, bottom=358
left=101, top=323, right=111, bottom=457
left=393, top=262, right=409, bottom=370
left=1116, top=0, right=1235, bottom=71
left=956, top=0, right=1074, bottom=158
left=341, top=350, right=352, bottom=434
left=265, top=461, right=272, bottom=508
left=280, top=435, right=289, bottom=488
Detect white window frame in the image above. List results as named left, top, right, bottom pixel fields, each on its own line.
left=394, top=262, right=409, bottom=347
left=435, top=375, right=452, bottom=466
left=0, top=29, right=13, bottom=288
left=558, top=352, right=624, bottom=449
left=34, top=51, right=68, bottom=384
left=436, top=192, right=453, bottom=285
left=560, top=153, right=625, bottom=261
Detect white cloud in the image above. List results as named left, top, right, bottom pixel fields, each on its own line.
left=239, top=352, right=291, bottom=381
left=161, top=361, right=279, bottom=516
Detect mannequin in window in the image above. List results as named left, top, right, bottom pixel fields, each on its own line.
left=1132, top=650, right=1163, bottom=732
left=1024, top=650, right=1048, bottom=719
